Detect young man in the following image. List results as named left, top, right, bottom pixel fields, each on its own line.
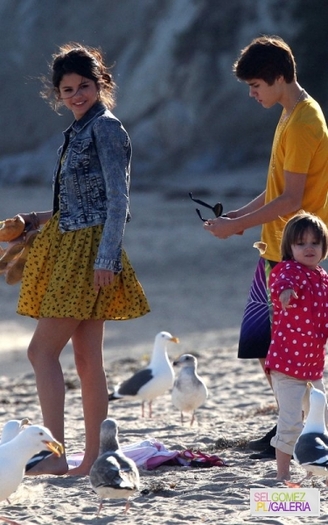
left=204, top=35, right=328, bottom=458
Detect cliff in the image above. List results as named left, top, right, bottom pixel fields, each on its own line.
left=0, top=0, right=327, bottom=186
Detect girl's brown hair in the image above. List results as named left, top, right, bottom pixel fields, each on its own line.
left=281, top=212, right=328, bottom=261
left=41, top=43, right=116, bottom=111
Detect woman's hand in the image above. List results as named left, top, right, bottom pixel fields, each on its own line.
left=19, top=211, right=52, bottom=229
left=94, top=269, right=116, bottom=291
left=18, top=212, right=40, bottom=231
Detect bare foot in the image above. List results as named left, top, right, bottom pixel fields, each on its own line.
left=67, top=462, right=93, bottom=477
left=276, top=474, right=290, bottom=482
left=285, top=480, right=301, bottom=488
left=25, top=454, right=68, bottom=476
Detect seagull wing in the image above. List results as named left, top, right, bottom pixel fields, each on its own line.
left=115, top=369, right=153, bottom=397
left=90, top=453, right=139, bottom=493
left=295, top=433, right=328, bottom=467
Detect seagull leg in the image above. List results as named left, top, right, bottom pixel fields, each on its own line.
left=190, top=412, right=195, bottom=427
left=180, top=412, right=184, bottom=425
left=96, top=499, right=104, bottom=517
left=124, top=499, right=131, bottom=514
left=141, top=401, right=145, bottom=418
left=148, top=401, right=152, bottom=418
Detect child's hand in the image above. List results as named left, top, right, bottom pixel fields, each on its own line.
left=279, top=289, right=298, bottom=310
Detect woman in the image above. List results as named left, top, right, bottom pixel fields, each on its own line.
left=17, top=43, right=150, bottom=476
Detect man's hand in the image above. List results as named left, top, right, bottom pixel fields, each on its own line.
left=203, top=216, right=243, bottom=238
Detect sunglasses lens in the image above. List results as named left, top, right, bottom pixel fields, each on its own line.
left=213, top=203, right=223, bottom=217
left=190, top=192, right=223, bottom=221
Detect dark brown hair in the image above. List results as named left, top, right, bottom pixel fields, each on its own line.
left=41, top=42, right=116, bottom=111
left=281, top=212, right=328, bottom=261
left=233, top=35, right=296, bottom=85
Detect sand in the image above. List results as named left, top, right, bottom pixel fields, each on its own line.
left=0, top=166, right=328, bottom=524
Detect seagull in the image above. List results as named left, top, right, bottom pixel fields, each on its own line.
left=108, top=331, right=179, bottom=417
left=90, top=418, right=139, bottom=516
left=171, top=353, right=208, bottom=426
left=0, top=424, right=64, bottom=525
left=0, top=418, right=30, bottom=445
left=287, top=382, right=328, bottom=487
left=0, top=424, right=64, bottom=501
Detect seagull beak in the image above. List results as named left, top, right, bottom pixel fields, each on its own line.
left=43, top=440, right=65, bottom=457
left=307, top=382, right=314, bottom=390
left=170, top=337, right=179, bottom=344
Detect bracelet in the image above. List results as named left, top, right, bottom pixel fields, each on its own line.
left=29, top=211, right=40, bottom=229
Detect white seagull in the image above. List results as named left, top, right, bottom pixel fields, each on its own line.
left=90, top=418, right=140, bottom=516
left=108, top=331, right=179, bottom=417
left=0, top=418, right=30, bottom=445
left=288, top=382, right=328, bottom=487
left=171, top=353, right=208, bottom=426
left=0, top=424, right=64, bottom=525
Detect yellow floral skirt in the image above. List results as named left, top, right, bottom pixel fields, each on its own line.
left=17, top=213, right=150, bottom=320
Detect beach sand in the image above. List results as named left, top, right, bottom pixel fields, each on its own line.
left=1, top=166, right=328, bottom=524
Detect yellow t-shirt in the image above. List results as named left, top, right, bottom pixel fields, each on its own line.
left=262, top=96, right=328, bottom=261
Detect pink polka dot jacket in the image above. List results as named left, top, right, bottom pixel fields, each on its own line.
left=265, top=260, right=328, bottom=379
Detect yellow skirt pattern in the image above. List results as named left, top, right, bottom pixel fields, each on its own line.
left=17, top=213, right=150, bottom=320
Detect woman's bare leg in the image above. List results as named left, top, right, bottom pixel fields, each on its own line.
left=68, top=319, right=108, bottom=476
left=26, top=317, right=80, bottom=475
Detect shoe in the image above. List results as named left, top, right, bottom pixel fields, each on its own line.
left=248, top=424, right=277, bottom=451
left=249, top=445, right=276, bottom=460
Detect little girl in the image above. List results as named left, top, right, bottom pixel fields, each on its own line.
left=265, top=212, right=328, bottom=481
left=15, top=43, right=150, bottom=476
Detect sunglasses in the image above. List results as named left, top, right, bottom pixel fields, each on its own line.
left=189, top=192, right=223, bottom=222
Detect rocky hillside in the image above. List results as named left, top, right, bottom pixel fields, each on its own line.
left=0, top=0, right=327, bottom=186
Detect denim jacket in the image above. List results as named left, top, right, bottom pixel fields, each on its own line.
left=53, top=101, right=131, bottom=272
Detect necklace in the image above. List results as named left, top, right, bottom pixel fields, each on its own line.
left=271, top=89, right=306, bottom=178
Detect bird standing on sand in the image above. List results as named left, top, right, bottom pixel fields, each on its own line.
left=171, top=353, right=208, bottom=426
left=288, top=382, right=328, bottom=487
left=108, top=331, right=179, bottom=417
left=0, top=424, right=64, bottom=525
left=90, top=418, right=139, bottom=516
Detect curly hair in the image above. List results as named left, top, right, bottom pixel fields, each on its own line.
left=41, top=42, right=116, bottom=111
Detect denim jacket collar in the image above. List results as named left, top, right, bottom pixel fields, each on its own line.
left=67, top=101, right=107, bottom=134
